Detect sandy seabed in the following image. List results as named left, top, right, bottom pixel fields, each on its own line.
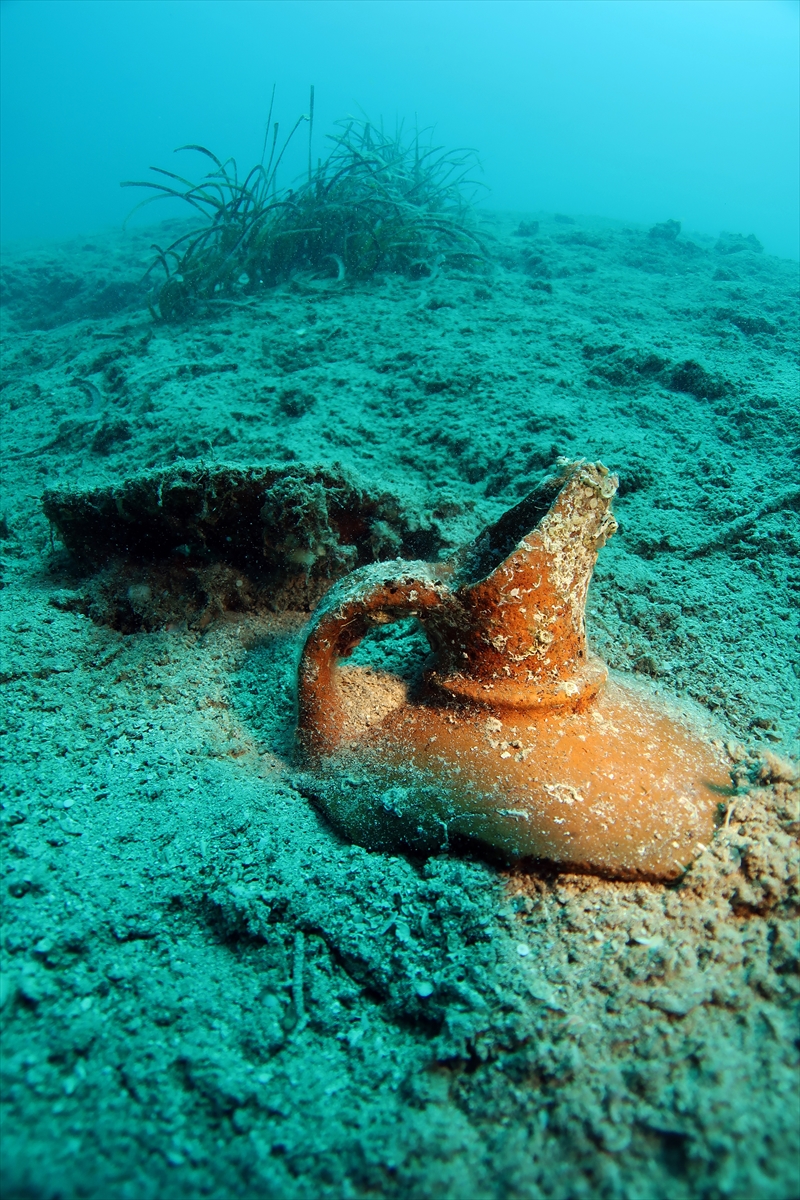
left=1, top=211, right=798, bottom=1199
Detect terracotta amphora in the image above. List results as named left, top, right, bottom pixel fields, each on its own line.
left=295, top=460, right=731, bottom=880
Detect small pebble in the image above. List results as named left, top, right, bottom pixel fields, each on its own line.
left=726, top=740, right=748, bottom=763
left=758, top=751, right=798, bottom=784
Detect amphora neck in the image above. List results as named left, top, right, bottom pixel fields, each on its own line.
left=425, top=459, right=618, bottom=710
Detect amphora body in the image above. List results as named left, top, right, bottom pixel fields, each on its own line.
left=296, top=460, right=730, bottom=880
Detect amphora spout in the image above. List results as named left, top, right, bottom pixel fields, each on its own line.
left=296, top=460, right=730, bottom=880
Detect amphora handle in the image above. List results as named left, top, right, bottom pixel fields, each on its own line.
left=296, top=562, right=446, bottom=758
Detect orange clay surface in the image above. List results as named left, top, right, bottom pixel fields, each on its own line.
left=297, top=463, right=733, bottom=880
left=336, top=674, right=732, bottom=880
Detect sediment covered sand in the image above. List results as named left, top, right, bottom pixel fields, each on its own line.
left=1, top=212, right=798, bottom=1198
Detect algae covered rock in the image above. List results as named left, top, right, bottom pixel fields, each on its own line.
left=43, top=462, right=442, bottom=630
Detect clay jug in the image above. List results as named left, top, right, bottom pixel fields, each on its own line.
left=295, top=460, right=730, bottom=880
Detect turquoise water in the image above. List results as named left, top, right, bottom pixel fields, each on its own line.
left=1, top=4, right=799, bottom=1199
left=1, top=0, right=798, bottom=258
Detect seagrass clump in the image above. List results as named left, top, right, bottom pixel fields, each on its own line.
left=123, top=91, right=486, bottom=320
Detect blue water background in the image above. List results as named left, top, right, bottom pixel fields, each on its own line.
left=1, top=0, right=798, bottom=258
